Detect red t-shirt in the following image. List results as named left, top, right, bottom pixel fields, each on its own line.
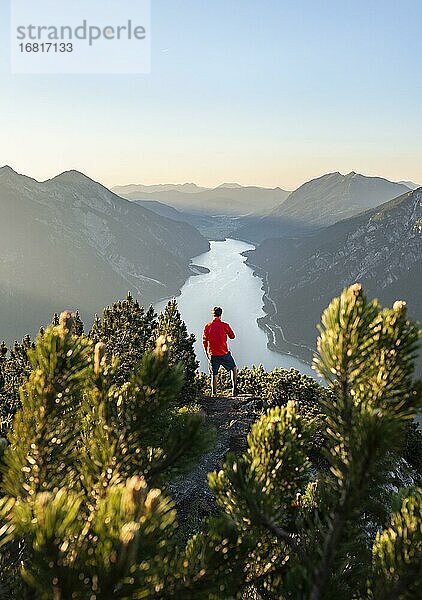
left=203, top=317, right=235, bottom=356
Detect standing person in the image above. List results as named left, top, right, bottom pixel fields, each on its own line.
left=202, top=306, right=238, bottom=397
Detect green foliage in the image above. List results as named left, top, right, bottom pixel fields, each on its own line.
left=89, top=295, right=201, bottom=404
left=179, top=515, right=251, bottom=599
left=369, top=488, right=422, bottom=599
left=192, top=285, right=421, bottom=599
left=194, top=370, right=210, bottom=397
left=89, top=292, right=158, bottom=385
left=0, top=313, right=211, bottom=598
left=210, top=402, right=311, bottom=528
left=2, top=313, right=92, bottom=499
left=79, top=335, right=211, bottom=492
left=201, top=363, right=325, bottom=408
left=51, top=310, right=84, bottom=335
left=0, top=478, right=178, bottom=599
left=0, top=538, right=26, bottom=600
left=1, top=286, right=421, bottom=599
left=403, top=419, right=422, bottom=477
left=0, top=336, right=34, bottom=435
left=157, top=299, right=200, bottom=404
left=261, top=368, right=328, bottom=462
left=0, top=313, right=84, bottom=437
left=263, top=368, right=323, bottom=411
left=201, top=364, right=327, bottom=460
left=236, top=365, right=269, bottom=398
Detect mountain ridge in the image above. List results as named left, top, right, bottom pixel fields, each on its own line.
left=0, top=167, right=209, bottom=344
left=245, top=187, right=422, bottom=367
left=236, top=171, right=411, bottom=242
left=113, top=182, right=291, bottom=218
left=397, top=180, right=421, bottom=190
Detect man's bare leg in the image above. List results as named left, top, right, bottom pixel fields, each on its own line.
left=211, top=374, right=218, bottom=396
left=231, top=368, right=238, bottom=396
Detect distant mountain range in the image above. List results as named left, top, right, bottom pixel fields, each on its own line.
left=217, top=182, right=244, bottom=189
left=113, top=182, right=290, bottom=217
left=113, top=173, right=419, bottom=244
left=2, top=164, right=420, bottom=369
left=397, top=180, right=421, bottom=190
left=0, top=166, right=209, bottom=344
left=114, top=182, right=209, bottom=195
left=245, top=186, right=422, bottom=366
left=133, top=199, right=217, bottom=230
left=237, top=172, right=411, bottom=242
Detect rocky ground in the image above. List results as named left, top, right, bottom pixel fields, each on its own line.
left=170, top=394, right=263, bottom=537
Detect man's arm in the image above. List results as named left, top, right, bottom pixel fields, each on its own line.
left=202, top=325, right=209, bottom=353
left=226, top=323, right=235, bottom=339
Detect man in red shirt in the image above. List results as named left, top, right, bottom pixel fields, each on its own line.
left=203, top=306, right=238, bottom=397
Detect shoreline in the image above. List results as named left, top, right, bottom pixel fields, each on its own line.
left=243, top=253, right=315, bottom=365
left=157, top=238, right=316, bottom=376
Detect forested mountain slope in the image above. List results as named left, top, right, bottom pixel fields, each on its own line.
left=0, top=166, right=209, bottom=343
left=245, top=187, right=422, bottom=364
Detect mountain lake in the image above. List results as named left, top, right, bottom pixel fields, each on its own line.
left=155, top=238, right=317, bottom=377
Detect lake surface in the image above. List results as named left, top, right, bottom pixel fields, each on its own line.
left=155, top=238, right=316, bottom=377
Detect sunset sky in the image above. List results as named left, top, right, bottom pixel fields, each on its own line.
left=0, top=0, right=421, bottom=190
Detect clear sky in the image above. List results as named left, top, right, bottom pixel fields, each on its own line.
left=0, top=0, right=421, bottom=190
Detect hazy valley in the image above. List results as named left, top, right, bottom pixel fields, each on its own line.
left=113, top=181, right=291, bottom=240
left=1, top=165, right=420, bottom=372
left=115, top=171, right=421, bottom=371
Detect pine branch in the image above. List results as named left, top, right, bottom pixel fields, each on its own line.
left=257, top=514, right=306, bottom=563
left=309, top=501, right=347, bottom=600
left=147, top=444, right=188, bottom=478
left=309, top=441, right=375, bottom=600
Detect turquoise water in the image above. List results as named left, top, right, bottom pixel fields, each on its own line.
left=155, top=238, right=316, bottom=378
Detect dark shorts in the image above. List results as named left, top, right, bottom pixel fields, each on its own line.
left=210, top=352, right=236, bottom=375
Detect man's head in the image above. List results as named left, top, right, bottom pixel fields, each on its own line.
left=212, top=306, right=223, bottom=318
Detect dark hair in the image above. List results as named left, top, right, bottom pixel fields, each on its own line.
left=212, top=306, right=222, bottom=317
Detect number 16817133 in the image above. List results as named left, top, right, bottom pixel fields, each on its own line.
left=19, top=42, right=73, bottom=53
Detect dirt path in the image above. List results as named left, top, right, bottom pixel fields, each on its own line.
left=170, top=394, right=262, bottom=534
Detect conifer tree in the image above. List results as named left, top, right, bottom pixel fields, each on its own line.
left=2, top=312, right=91, bottom=499
left=90, top=292, right=157, bottom=385
left=0, top=341, right=7, bottom=383
left=68, top=310, right=84, bottom=336
left=0, top=335, right=34, bottom=434
left=157, top=299, right=199, bottom=404
left=369, top=488, right=421, bottom=599
left=1, top=288, right=420, bottom=599
left=0, top=312, right=209, bottom=598
left=0, top=314, right=84, bottom=437
left=184, top=285, right=421, bottom=599
left=50, top=310, right=83, bottom=332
